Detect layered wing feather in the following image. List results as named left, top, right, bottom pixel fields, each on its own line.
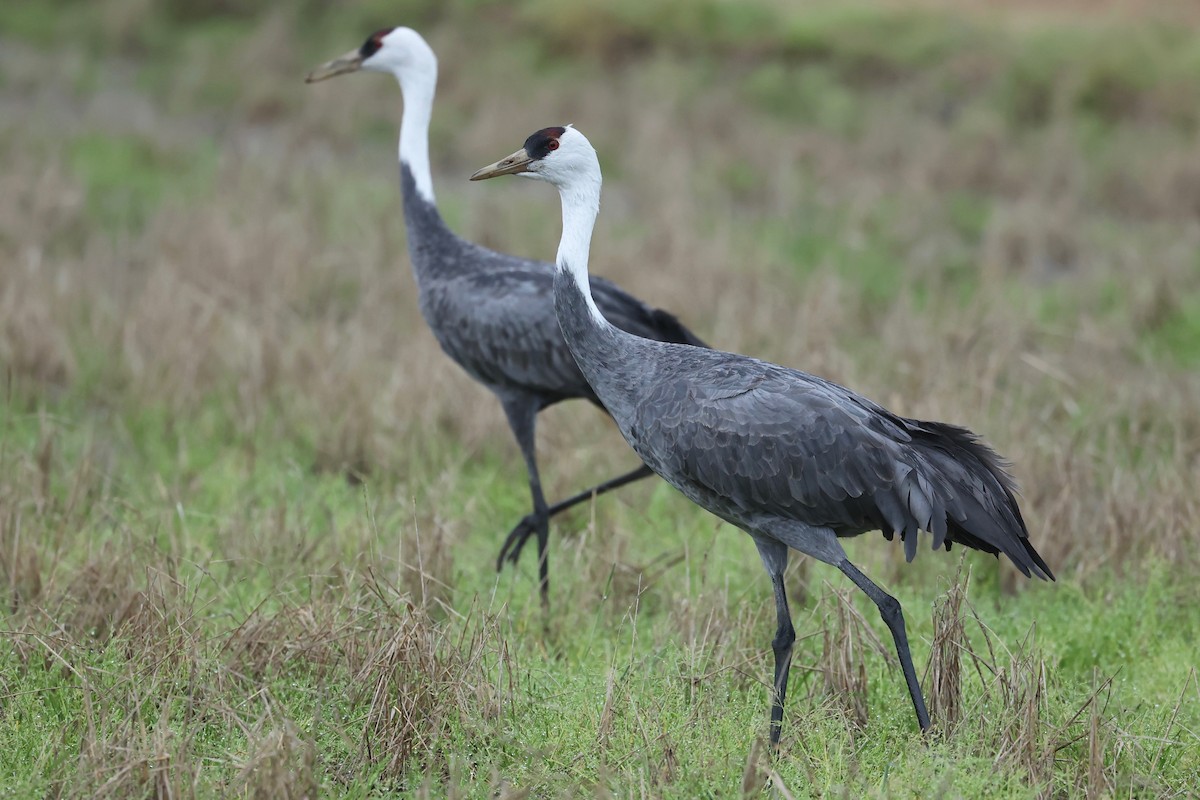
left=636, top=352, right=1052, bottom=580
left=419, top=243, right=708, bottom=405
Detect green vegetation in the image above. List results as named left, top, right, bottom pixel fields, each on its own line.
left=68, top=133, right=218, bottom=233
left=2, top=0, right=1199, bottom=796
left=1, top=405, right=1196, bottom=796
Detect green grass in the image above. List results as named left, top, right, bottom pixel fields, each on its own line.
left=1139, top=290, right=1200, bottom=366
left=2, top=383, right=1198, bottom=796
left=68, top=133, right=218, bottom=234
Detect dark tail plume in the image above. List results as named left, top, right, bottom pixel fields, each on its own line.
left=913, top=420, right=1054, bottom=581
left=650, top=308, right=709, bottom=349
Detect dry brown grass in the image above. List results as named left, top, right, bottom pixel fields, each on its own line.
left=233, top=717, right=318, bottom=800
left=869, top=0, right=1200, bottom=26
left=816, top=587, right=896, bottom=730
left=6, top=14, right=1198, bottom=582
left=354, top=593, right=512, bottom=785
left=926, top=565, right=968, bottom=733
left=0, top=513, right=511, bottom=793
left=909, top=573, right=1160, bottom=798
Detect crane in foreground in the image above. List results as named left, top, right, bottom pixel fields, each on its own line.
left=470, top=125, right=1054, bottom=742
left=306, top=29, right=708, bottom=605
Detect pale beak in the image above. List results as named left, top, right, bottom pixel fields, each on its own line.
left=470, top=148, right=534, bottom=181
left=306, top=49, right=363, bottom=83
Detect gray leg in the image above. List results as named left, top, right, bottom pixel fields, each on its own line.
left=497, top=464, right=655, bottom=568
left=838, top=559, right=931, bottom=731
left=546, top=463, right=654, bottom=519
left=500, top=398, right=550, bottom=608
left=754, top=539, right=795, bottom=747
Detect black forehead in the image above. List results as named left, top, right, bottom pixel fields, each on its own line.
left=523, top=126, right=567, bottom=159
left=359, top=28, right=393, bottom=59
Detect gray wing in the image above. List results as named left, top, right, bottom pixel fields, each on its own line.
left=641, top=357, right=911, bottom=529
left=423, top=263, right=595, bottom=404
left=421, top=244, right=707, bottom=405
left=637, top=353, right=1051, bottom=578
left=590, top=276, right=708, bottom=348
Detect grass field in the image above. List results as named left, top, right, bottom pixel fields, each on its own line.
left=2, top=0, right=1199, bottom=796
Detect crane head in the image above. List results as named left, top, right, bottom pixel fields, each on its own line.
left=470, top=126, right=597, bottom=187
left=306, top=27, right=436, bottom=84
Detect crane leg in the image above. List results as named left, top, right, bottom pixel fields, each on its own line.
left=838, top=559, right=932, bottom=731
left=497, top=464, right=655, bottom=568
left=754, top=539, right=795, bottom=747
left=768, top=571, right=796, bottom=747
left=500, top=399, right=551, bottom=609
left=546, top=464, right=654, bottom=518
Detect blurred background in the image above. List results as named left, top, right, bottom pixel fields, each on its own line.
left=2, top=0, right=1199, bottom=796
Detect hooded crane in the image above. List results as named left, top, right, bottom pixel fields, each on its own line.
left=471, top=126, right=1053, bottom=742
left=306, top=29, right=707, bottom=605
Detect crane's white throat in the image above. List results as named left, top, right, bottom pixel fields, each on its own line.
left=397, top=71, right=436, bottom=204
left=555, top=178, right=607, bottom=326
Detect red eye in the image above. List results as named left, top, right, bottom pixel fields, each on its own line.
left=548, top=139, right=559, bottom=151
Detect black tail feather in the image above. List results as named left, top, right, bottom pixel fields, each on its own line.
left=650, top=308, right=709, bottom=349
left=911, top=420, right=1055, bottom=581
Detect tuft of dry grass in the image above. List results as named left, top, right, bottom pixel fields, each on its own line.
left=739, top=736, right=767, bottom=797
left=62, top=703, right=200, bottom=800
left=987, top=630, right=1053, bottom=783
left=817, top=587, right=891, bottom=730
left=232, top=717, right=318, bottom=800
left=353, top=592, right=512, bottom=786
left=926, top=564, right=968, bottom=733
left=0, top=466, right=513, bottom=794
left=928, top=576, right=1154, bottom=796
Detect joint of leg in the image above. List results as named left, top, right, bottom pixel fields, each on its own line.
left=877, top=594, right=903, bottom=625
left=772, top=627, right=796, bottom=654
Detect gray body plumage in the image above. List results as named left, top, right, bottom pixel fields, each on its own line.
left=557, top=272, right=1050, bottom=579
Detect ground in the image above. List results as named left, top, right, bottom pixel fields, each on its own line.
left=1, top=1, right=1199, bottom=797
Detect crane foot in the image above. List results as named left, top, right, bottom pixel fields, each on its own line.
left=496, top=513, right=540, bottom=570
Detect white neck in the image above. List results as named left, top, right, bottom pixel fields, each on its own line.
left=555, top=174, right=608, bottom=326
left=396, top=70, right=436, bottom=204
